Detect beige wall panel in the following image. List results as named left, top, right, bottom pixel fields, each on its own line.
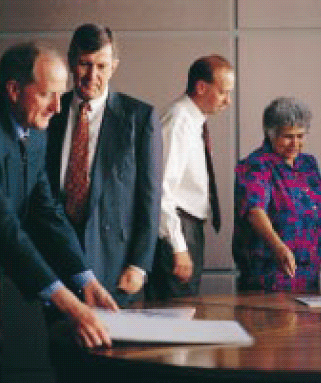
left=112, top=32, right=233, bottom=106
left=239, top=31, right=321, bottom=166
left=0, top=0, right=234, bottom=33
left=239, top=0, right=321, bottom=29
left=0, top=34, right=71, bottom=57
left=112, top=32, right=235, bottom=269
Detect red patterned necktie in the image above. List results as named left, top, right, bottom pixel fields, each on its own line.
left=203, top=122, right=221, bottom=232
left=64, top=101, right=91, bottom=224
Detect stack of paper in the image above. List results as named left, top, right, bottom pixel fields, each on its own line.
left=94, top=308, right=254, bottom=346
left=295, top=296, right=321, bottom=307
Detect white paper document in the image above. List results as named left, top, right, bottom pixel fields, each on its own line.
left=295, top=296, right=321, bottom=307
left=119, top=307, right=196, bottom=319
left=94, top=308, right=254, bottom=346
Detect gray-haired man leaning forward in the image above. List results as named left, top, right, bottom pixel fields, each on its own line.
left=0, top=42, right=118, bottom=352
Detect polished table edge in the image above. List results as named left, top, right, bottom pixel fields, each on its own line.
left=87, top=350, right=321, bottom=383
left=167, top=291, right=321, bottom=312
left=51, top=292, right=321, bottom=381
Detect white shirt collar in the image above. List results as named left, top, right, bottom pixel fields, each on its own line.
left=9, top=113, right=30, bottom=140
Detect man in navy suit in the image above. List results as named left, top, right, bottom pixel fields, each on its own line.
left=0, top=42, right=118, bottom=349
left=47, top=24, right=162, bottom=307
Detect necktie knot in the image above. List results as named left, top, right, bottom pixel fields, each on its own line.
left=79, top=101, right=91, bottom=115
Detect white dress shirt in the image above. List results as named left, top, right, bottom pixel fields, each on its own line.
left=159, top=94, right=210, bottom=253
left=60, top=87, right=109, bottom=187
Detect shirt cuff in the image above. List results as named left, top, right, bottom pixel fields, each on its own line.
left=71, top=269, right=96, bottom=289
left=39, top=280, right=64, bottom=301
left=163, top=229, right=188, bottom=253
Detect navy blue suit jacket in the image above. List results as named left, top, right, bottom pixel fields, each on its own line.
left=47, top=91, right=162, bottom=306
left=0, top=101, right=87, bottom=299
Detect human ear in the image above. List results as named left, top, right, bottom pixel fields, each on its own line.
left=111, top=58, right=119, bottom=74
left=195, top=80, right=207, bottom=96
left=6, top=80, right=21, bottom=103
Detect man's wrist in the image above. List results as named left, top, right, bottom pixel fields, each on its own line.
left=72, top=270, right=96, bottom=289
left=39, top=280, right=65, bottom=302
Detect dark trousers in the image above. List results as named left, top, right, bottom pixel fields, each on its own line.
left=145, top=209, right=205, bottom=301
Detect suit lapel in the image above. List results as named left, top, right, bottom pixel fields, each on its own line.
left=48, top=92, right=73, bottom=194
left=88, top=92, right=126, bottom=212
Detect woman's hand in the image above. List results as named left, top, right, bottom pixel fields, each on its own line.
left=274, top=243, right=296, bottom=277
left=248, top=207, right=296, bottom=278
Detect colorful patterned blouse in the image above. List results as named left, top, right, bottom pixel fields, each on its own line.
left=233, top=139, right=321, bottom=292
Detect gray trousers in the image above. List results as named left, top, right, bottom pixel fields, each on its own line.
left=145, top=209, right=205, bottom=300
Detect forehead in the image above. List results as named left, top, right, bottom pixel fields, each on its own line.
left=278, top=125, right=306, bottom=136
left=214, top=67, right=235, bottom=90
left=77, top=44, right=113, bottom=63
left=32, top=54, right=68, bottom=92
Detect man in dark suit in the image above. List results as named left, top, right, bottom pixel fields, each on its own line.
left=0, top=42, right=118, bottom=349
left=47, top=24, right=162, bottom=307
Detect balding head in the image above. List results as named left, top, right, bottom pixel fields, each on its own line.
left=186, top=54, right=233, bottom=96
left=0, top=42, right=67, bottom=98
left=186, top=54, right=234, bottom=115
left=1, top=42, right=68, bottom=129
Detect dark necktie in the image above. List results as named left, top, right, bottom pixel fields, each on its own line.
left=64, top=101, right=91, bottom=224
left=19, top=136, right=28, bottom=202
left=203, top=122, right=221, bottom=232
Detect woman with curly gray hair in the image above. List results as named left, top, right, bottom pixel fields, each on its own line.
left=233, top=97, right=321, bottom=292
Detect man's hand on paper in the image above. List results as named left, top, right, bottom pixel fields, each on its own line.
left=173, top=251, right=193, bottom=282
left=118, top=266, right=144, bottom=294
left=82, top=278, right=119, bottom=311
left=50, top=286, right=113, bottom=348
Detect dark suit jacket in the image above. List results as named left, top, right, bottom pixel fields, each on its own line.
left=47, top=91, right=162, bottom=306
left=0, top=101, right=87, bottom=299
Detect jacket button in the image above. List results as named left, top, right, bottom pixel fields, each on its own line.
left=104, top=225, right=110, bottom=231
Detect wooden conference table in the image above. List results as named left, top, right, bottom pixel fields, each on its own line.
left=52, top=292, right=321, bottom=383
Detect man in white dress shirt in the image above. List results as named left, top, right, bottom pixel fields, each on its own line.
left=146, top=54, right=235, bottom=299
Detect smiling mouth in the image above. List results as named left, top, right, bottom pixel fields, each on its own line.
left=82, top=82, right=98, bottom=89
left=286, top=150, right=299, bottom=156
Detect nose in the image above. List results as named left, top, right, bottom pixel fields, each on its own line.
left=225, top=92, right=231, bottom=106
left=49, top=93, right=61, bottom=114
left=86, top=64, right=97, bottom=81
left=291, top=135, right=299, bottom=146
left=290, top=135, right=303, bottom=149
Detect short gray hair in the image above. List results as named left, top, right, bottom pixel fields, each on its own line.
left=263, top=97, right=312, bottom=140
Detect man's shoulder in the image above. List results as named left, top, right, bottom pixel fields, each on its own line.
left=162, top=95, right=189, bottom=115
left=0, top=107, right=15, bottom=151
left=160, top=95, right=194, bottom=133
left=108, top=91, right=154, bottom=115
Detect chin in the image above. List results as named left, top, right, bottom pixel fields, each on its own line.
left=34, top=120, right=50, bottom=130
left=81, top=87, right=98, bottom=98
